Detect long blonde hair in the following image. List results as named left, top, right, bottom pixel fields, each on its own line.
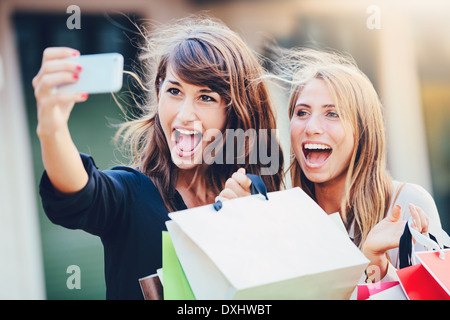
left=279, top=48, right=392, bottom=247
left=115, top=16, right=284, bottom=211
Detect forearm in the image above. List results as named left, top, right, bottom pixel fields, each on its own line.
left=38, top=125, right=88, bottom=194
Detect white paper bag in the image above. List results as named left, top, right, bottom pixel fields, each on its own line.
left=166, top=187, right=369, bottom=300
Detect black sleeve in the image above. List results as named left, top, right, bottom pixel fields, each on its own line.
left=39, top=153, right=140, bottom=238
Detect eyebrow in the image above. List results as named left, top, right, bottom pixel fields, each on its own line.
left=295, top=103, right=336, bottom=108
left=167, top=80, right=181, bottom=86
left=167, top=80, right=216, bottom=94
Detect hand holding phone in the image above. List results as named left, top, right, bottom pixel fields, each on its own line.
left=56, top=53, right=124, bottom=94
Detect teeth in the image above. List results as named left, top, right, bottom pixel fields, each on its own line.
left=176, top=128, right=198, bottom=135
left=304, top=143, right=331, bottom=150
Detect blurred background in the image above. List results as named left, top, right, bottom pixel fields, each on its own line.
left=0, top=0, right=448, bottom=299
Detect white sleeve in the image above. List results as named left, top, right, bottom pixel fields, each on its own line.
left=398, top=183, right=441, bottom=227
left=380, top=261, right=399, bottom=282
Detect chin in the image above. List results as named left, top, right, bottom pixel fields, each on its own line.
left=303, top=174, right=329, bottom=184
left=170, top=150, right=203, bottom=170
left=299, top=164, right=329, bottom=184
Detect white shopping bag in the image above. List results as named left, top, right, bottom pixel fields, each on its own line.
left=166, top=187, right=369, bottom=300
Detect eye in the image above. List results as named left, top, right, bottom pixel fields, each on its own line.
left=200, top=95, right=216, bottom=103
left=326, top=111, right=340, bottom=118
left=295, top=109, right=309, bottom=117
left=167, top=88, right=180, bottom=96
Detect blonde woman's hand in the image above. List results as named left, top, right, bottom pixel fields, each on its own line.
left=408, top=203, right=430, bottom=235
left=32, top=47, right=88, bottom=137
left=362, top=204, right=429, bottom=279
left=215, top=168, right=252, bottom=202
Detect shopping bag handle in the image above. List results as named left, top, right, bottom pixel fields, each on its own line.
left=246, top=173, right=268, bottom=200
left=213, top=173, right=268, bottom=211
left=399, top=216, right=450, bottom=267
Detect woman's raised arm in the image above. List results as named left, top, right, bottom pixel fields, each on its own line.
left=33, top=47, right=89, bottom=194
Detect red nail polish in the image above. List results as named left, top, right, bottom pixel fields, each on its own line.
left=73, top=73, right=79, bottom=79
left=81, top=93, right=89, bottom=99
left=76, top=65, right=82, bottom=71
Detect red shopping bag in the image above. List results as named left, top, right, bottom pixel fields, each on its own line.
left=357, top=281, right=401, bottom=300
left=397, top=215, right=450, bottom=300
left=397, top=250, right=450, bottom=300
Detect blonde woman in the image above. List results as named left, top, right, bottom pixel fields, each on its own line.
left=282, top=48, right=442, bottom=282
left=33, top=17, right=284, bottom=299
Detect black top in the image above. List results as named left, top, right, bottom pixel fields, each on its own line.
left=39, top=153, right=187, bottom=299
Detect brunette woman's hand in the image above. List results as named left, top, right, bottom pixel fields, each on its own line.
left=362, top=204, right=429, bottom=279
left=215, top=168, right=252, bottom=202
left=32, top=47, right=88, bottom=137
left=32, top=47, right=89, bottom=194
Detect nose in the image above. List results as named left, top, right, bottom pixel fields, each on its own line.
left=304, top=114, right=324, bottom=136
left=176, top=97, right=197, bottom=123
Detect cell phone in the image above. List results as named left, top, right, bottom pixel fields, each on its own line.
left=56, top=53, right=124, bottom=94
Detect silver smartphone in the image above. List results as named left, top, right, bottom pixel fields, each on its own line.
left=56, top=53, right=124, bottom=94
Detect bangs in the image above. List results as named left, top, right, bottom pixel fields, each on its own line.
left=168, top=38, right=230, bottom=100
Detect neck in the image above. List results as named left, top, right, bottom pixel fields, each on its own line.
left=314, top=174, right=347, bottom=215
left=176, top=166, right=216, bottom=208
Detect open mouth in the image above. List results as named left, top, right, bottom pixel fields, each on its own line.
left=302, top=143, right=332, bottom=167
left=173, top=128, right=203, bottom=157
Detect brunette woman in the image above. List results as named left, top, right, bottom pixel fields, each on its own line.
left=33, top=16, right=284, bottom=299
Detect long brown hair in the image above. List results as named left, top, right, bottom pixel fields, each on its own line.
left=115, top=16, right=284, bottom=211
left=279, top=48, right=392, bottom=247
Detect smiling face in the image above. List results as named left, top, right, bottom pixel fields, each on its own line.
left=290, top=78, right=355, bottom=185
left=158, top=65, right=228, bottom=170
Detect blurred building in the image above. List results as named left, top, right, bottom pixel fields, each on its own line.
left=0, top=0, right=448, bottom=299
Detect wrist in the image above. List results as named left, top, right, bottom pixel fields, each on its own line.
left=36, top=121, right=69, bottom=141
left=363, top=251, right=389, bottom=282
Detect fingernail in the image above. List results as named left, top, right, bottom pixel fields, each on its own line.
left=76, top=65, right=82, bottom=71
left=73, top=73, right=79, bottom=79
left=81, top=93, right=88, bottom=99
left=72, top=50, right=80, bottom=56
